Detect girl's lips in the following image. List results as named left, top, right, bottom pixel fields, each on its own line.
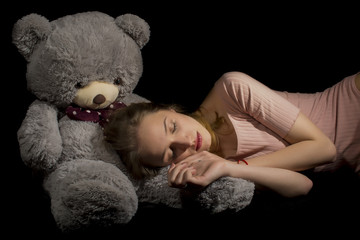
left=196, top=132, right=202, bottom=151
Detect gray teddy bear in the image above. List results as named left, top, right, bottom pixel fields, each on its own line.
left=13, top=11, right=255, bottom=232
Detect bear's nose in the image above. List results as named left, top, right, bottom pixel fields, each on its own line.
left=93, top=94, right=106, bottom=104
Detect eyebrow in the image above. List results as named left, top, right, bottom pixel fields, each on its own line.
left=163, top=116, right=168, bottom=135
left=161, top=117, right=168, bottom=162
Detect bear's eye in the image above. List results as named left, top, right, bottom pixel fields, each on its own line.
left=75, top=82, right=83, bottom=89
left=113, top=77, right=123, bottom=85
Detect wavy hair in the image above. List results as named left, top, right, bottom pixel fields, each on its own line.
left=104, top=102, right=224, bottom=179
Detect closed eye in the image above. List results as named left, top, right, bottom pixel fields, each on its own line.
left=171, top=121, right=177, bottom=133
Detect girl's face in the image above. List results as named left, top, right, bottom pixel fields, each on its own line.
left=137, top=110, right=211, bottom=167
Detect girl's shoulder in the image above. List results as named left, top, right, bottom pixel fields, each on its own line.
left=199, top=72, right=253, bottom=114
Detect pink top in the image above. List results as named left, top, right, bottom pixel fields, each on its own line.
left=214, top=72, right=360, bottom=173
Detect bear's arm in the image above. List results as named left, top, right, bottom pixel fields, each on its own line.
left=17, top=100, right=63, bottom=172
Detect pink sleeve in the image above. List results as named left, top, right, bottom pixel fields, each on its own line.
left=215, top=72, right=300, bottom=138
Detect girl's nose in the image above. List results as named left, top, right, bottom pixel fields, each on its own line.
left=172, top=137, right=193, bottom=150
left=171, top=137, right=194, bottom=159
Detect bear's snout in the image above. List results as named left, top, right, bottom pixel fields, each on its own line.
left=73, top=81, right=120, bottom=110
left=93, top=94, right=106, bottom=105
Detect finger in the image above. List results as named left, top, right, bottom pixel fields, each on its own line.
left=173, top=167, right=188, bottom=187
left=168, top=163, right=176, bottom=174
left=184, top=168, right=196, bottom=181
left=175, top=166, right=196, bottom=186
left=170, top=166, right=195, bottom=188
left=168, top=161, right=186, bottom=175
left=168, top=162, right=189, bottom=186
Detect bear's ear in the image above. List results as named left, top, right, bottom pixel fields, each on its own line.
left=115, top=14, right=150, bottom=49
left=12, top=13, right=52, bottom=61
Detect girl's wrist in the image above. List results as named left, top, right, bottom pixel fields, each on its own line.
left=224, top=160, right=242, bottom=177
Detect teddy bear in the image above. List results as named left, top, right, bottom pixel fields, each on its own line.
left=12, top=11, right=255, bottom=232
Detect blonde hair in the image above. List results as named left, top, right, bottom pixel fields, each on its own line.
left=190, top=109, right=224, bottom=156
left=104, top=102, right=223, bottom=179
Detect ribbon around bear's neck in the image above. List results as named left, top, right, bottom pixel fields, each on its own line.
left=66, top=101, right=126, bottom=127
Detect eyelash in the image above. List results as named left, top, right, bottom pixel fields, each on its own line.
left=171, top=121, right=177, bottom=133
left=169, top=121, right=177, bottom=159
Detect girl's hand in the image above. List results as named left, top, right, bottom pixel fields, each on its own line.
left=167, top=151, right=313, bottom=197
left=167, top=151, right=231, bottom=189
left=167, top=162, right=196, bottom=188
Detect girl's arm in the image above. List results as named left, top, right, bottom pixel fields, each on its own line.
left=245, top=112, right=337, bottom=171
left=168, top=151, right=313, bottom=198
left=211, top=72, right=336, bottom=171
left=225, top=162, right=313, bottom=197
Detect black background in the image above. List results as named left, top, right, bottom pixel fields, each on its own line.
left=3, top=1, right=359, bottom=239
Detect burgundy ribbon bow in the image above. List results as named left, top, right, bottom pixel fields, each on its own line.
left=66, top=101, right=126, bottom=127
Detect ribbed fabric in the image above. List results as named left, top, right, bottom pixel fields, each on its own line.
left=214, top=72, right=359, bottom=173
left=277, top=74, right=360, bottom=172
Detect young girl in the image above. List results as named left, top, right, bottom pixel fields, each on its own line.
left=104, top=71, right=360, bottom=197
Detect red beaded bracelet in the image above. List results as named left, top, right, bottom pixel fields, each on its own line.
left=237, top=159, right=248, bottom=165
